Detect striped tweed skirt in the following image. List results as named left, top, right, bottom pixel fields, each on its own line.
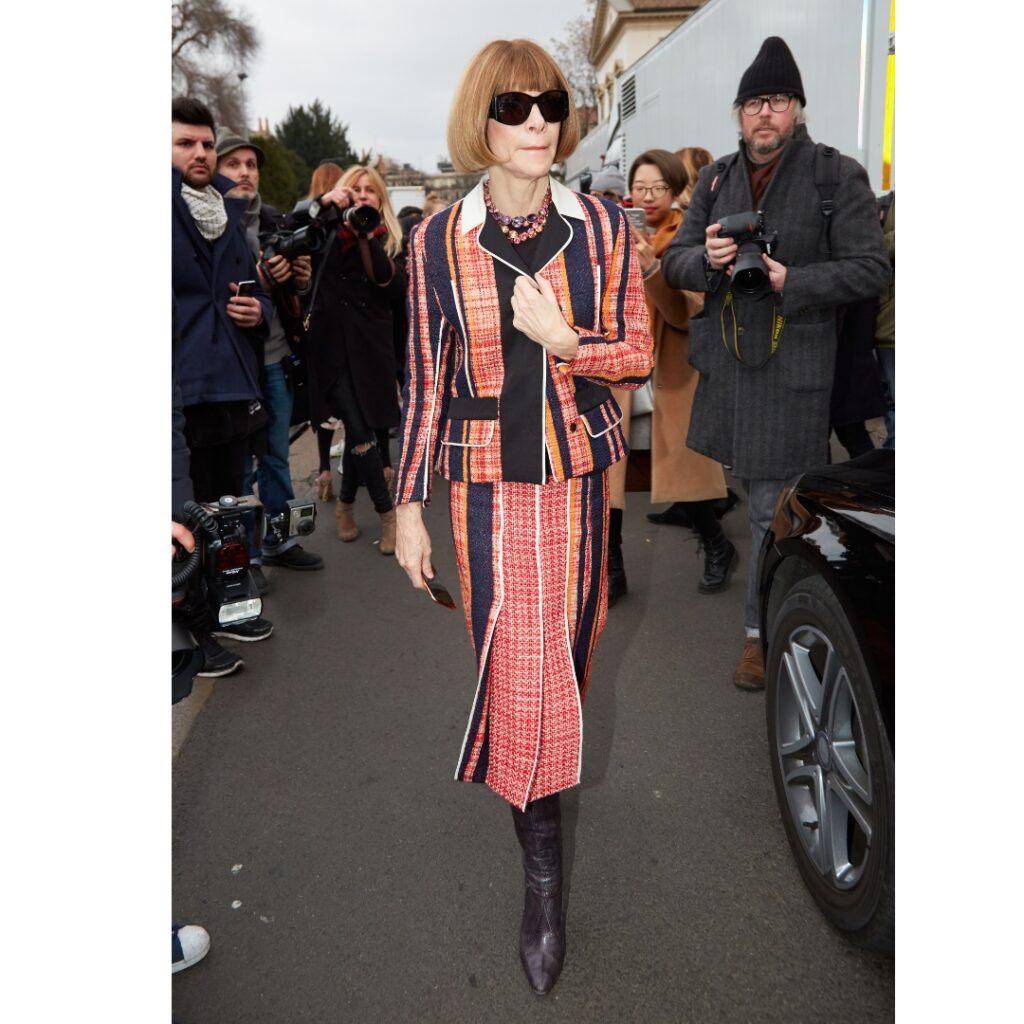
left=449, top=470, right=609, bottom=810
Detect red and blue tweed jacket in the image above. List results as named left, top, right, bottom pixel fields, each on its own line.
left=394, top=176, right=653, bottom=503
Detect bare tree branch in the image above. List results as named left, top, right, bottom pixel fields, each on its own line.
left=549, top=0, right=599, bottom=135
left=171, top=0, right=259, bottom=128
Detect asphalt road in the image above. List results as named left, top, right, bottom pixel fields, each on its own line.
left=172, top=441, right=894, bottom=1024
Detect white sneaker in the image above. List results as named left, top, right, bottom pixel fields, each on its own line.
left=330, top=440, right=346, bottom=459
left=172, top=923, right=211, bottom=974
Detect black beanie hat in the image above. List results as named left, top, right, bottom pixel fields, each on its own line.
left=735, top=36, right=806, bottom=107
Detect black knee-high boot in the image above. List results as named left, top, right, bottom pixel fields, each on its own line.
left=607, top=507, right=627, bottom=607
left=685, top=499, right=737, bottom=594
left=510, top=794, right=565, bottom=995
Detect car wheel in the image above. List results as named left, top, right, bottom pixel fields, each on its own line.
left=765, top=574, right=894, bottom=952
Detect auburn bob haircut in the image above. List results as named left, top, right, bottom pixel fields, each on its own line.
left=447, top=39, right=580, bottom=173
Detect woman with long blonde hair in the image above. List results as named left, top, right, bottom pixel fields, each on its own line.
left=304, top=163, right=406, bottom=552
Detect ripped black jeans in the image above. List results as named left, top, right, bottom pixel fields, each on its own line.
left=324, top=371, right=393, bottom=514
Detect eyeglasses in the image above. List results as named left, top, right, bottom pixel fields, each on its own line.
left=630, top=183, right=671, bottom=199
left=741, top=94, right=793, bottom=115
left=490, top=90, right=570, bottom=126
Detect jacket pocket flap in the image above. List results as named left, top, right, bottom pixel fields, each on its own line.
left=580, top=397, right=623, bottom=437
left=448, top=396, right=498, bottom=420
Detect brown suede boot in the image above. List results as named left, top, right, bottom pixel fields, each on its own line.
left=733, top=637, right=765, bottom=690
left=378, top=508, right=397, bottom=555
left=335, top=501, right=359, bottom=542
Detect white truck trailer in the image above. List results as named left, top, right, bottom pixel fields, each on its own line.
left=387, top=185, right=427, bottom=212
left=566, top=0, right=895, bottom=194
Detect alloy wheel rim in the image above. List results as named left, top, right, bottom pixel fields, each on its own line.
left=775, top=624, right=874, bottom=890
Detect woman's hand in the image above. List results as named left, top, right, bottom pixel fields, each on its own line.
left=319, top=185, right=354, bottom=209
left=511, top=275, right=579, bottom=361
left=396, top=502, right=434, bottom=591
left=631, top=225, right=657, bottom=272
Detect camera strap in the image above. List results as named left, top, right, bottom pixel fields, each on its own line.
left=720, top=290, right=785, bottom=368
left=302, top=230, right=339, bottom=331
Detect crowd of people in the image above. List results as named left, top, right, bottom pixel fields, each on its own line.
left=171, top=32, right=893, bottom=993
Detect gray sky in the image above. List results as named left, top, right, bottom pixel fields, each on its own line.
left=242, top=0, right=591, bottom=173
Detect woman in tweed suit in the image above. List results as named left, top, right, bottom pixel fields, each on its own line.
left=394, top=39, right=652, bottom=995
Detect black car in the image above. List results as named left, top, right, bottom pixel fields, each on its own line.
left=757, top=448, right=894, bottom=953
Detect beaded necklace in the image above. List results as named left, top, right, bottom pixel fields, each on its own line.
left=483, top=181, right=552, bottom=245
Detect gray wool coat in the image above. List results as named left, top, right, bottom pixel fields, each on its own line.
left=660, top=124, right=891, bottom=480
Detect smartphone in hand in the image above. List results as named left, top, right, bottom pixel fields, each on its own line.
left=624, top=208, right=648, bottom=234
left=235, top=279, right=256, bottom=298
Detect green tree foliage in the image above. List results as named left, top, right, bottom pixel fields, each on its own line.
left=254, top=133, right=310, bottom=212
left=275, top=100, right=357, bottom=171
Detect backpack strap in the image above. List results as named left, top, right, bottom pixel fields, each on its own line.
left=814, top=143, right=841, bottom=259
left=707, top=151, right=741, bottom=212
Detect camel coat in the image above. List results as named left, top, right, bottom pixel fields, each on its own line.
left=611, top=208, right=727, bottom=505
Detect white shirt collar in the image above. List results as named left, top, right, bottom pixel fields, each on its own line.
left=460, top=172, right=584, bottom=234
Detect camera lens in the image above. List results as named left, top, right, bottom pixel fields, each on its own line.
left=732, top=243, right=769, bottom=296
left=343, top=204, right=381, bottom=234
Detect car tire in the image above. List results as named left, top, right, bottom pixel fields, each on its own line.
left=765, top=574, right=894, bottom=953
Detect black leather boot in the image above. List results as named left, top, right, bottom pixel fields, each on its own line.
left=510, top=794, right=565, bottom=995
left=607, top=507, right=627, bottom=607
left=698, top=528, right=738, bottom=594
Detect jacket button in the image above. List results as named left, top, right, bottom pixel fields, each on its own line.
left=570, top=422, right=578, bottom=432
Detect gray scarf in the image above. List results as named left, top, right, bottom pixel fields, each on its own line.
left=240, top=192, right=263, bottom=260
left=181, top=182, right=228, bottom=241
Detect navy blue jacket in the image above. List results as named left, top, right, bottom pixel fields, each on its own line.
left=171, top=168, right=271, bottom=407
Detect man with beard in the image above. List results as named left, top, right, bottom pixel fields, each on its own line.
left=660, top=37, right=890, bottom=690
left=215, top=129, right=324, bottom=589
left=172, top=97, right=275, bottom=676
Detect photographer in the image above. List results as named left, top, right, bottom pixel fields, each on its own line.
left=304, top=165, right=406, bottom=555
left=215, top=130, right=325, bottom=587
left=172, top=97, right=274, bottom=669
left=660, top=37, right=890, bottom=690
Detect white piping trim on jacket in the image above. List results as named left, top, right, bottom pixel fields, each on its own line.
left=581, top=403, right=622, bottom=438
left=563, top=477, right=584, bottom=785
left=520, top=484, right=546, bottom=810
left=421, top=317, right=445, bottom=501
left=454, top=482, right=506, bottom=781
left=440, top=420, right=496, bottom=448
left=450, top=279, right=475, bottom=396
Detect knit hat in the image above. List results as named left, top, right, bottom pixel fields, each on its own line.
left=590, top=167, right=626, bottom=197
left=735, top=37, right=806, bottom=107
left=215, top=127, right=265, bottom=167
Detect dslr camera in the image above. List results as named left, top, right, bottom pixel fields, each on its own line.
left=259, top=195, right=381, bottom=261
left=307, top=194, right=381, bottom=236
left=716, top=210, right=779, bottom=297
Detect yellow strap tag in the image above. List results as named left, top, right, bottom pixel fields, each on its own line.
left=719, top=290, right=784, bottom=367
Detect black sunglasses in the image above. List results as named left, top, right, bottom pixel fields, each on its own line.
left=490, top=90, right=570, bottom=126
